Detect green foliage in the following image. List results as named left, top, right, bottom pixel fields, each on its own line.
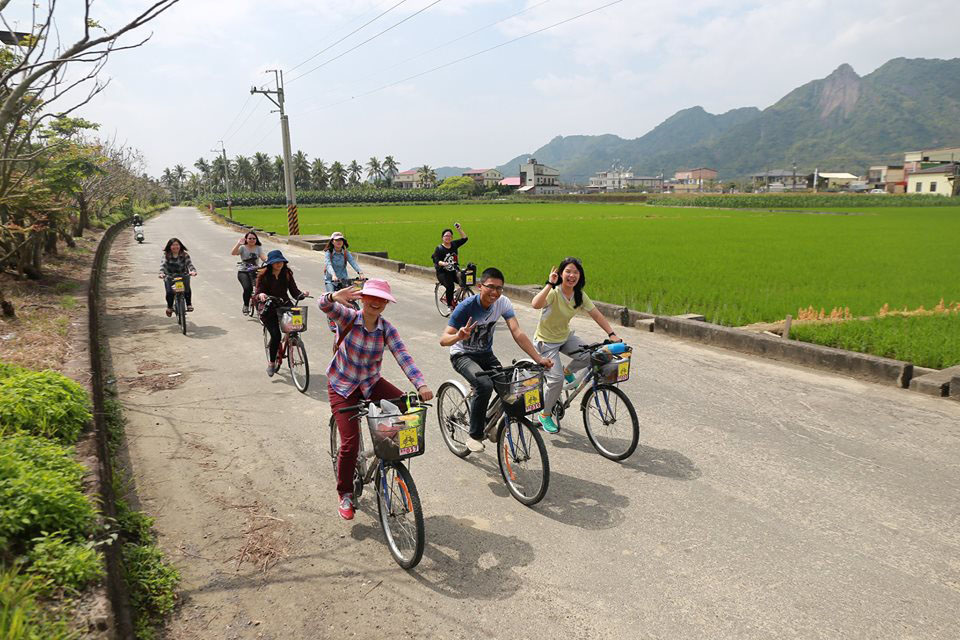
left=0, top=363, right=27, bottom=381
left=123, top=544, right=179, bottom=640
left=231, top=203, right=960, bottom=338
left=0, top=435, right=96, bottom=551
left=0, top=371, right=91, bottom=443
left=790, top=313, right=960, bottom=369
left=207, top=187, right=465, bottom=207
left=436, top=176, right=478, bottom=196
left=647, top=193, right=960, bottom=208
left=24, top=532, right=104, bottom=595
left=0, top=568, right=76, bottom=640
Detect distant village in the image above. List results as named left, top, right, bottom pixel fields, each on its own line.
left=396, top=145, right=960, bottom=197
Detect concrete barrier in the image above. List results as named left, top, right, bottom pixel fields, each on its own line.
left=951, top=376, right=960, bottom=401
left=909, top=365, right=960, bottom=397
left=359, top=253, right=404, bottom=272
left=592, top=300, right=627, bottom=323
left=654, top=316, right=914, bottom=388
left=623, top=308, right=656, bottom=328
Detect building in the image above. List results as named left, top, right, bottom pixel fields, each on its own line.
left=867, top=165, right=906, bottom=193
left=674, top=168, right=718, bottom=186
left=903, top=146, right=960, bottom=173
left=518, top=158, right=560, bottom=194
left=588, top=168, right=661, bottom=191
left=392, top=170, right=419, bottom=189
left=817, top=172, right=860, bottom=189
left=499, top=176, right=521, bottom=191
left=462, top=168, right=504, bottom=189
left=749, top=169, right=806, bottom=191
left=907, top=163, right=958, bottom=196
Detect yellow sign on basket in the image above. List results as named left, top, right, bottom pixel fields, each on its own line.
left=291, top=315, right=302, bottom=327
left=617, top=361, right=629, bottom=381
left=173, top=282, right=184, bottom=292
left=397, top=427, right=419, bottom=451
left=524, top=389, right=541, bottom=412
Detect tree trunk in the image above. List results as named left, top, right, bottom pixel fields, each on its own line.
left=73, top=194, right=88, bottom=237
left=44, top=230, right=58, bottom=255
left=17, top=235, right=42, bottom=280
left=59, top=229, right=76, bottom=248
left=0, top=284, right=14, bottom=318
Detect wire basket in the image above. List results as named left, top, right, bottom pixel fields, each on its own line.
left=280, top=306, right=308, bottom=333
left=459, top=263, right=476, bottom=287
left=492, top=368, right=544, bottom=418
left=591, top=346, right=632, bottom=384
left=171, top=276, right=185, bottom=293
left=366, top=405, right=428, bottom=461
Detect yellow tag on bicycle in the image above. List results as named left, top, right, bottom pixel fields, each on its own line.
left=291, top=314, right=302, bottom=328
left=397, top=427, right=419, bottom=453
left=173, top=280, right=184, bottom=292
left=617, top=361, right=629, bottom=381
left=524, top=389, right=542, bottom=412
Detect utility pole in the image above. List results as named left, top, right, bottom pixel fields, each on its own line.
left=212, top=141, right=233, bottom=219
left=251, top=70, right=300, bottom=235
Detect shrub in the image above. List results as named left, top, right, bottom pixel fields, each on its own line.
left=0, top=436, right=96, bottom=549
left=207, top=187, right=466, bottom=207
left=123, top=543, right=179, bottom=639
left=25, top=532, right=104, bottom=595
left=0, top=568, right=75, bottom=640
left=0, top=362, right=27, bottom=381
left=0, top=371, right=91, bottom=443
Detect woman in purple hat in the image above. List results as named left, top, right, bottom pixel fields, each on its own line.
left=320, top=278, right=433, bottom=521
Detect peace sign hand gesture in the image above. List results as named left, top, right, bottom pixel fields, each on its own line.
left=456, top=317, right=477, bottom=342
left=548, top=266, right=559, bottom=285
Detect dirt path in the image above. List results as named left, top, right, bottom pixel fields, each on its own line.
left=103, top=207, right=960, bottom=639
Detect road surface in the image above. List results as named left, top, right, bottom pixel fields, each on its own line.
left=103, top=207, right=960, bottom=639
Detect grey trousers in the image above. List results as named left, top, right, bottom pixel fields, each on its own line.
left=535, top=331, right=591, bottom=414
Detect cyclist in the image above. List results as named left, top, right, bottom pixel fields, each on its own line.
left=255, top=250, right=309, bottom=377
left=432, top=222, right=467, bottom=310
left=531, top=257, right=621, bottom=433
left=439, top=267, right=553, bottom=452
left=231, top=231, right=267, bottom=314
left=159, top=238, right=197, bottom=316
left=320, top=279, right=433, bottom=520
left=323, top=231, right=364, bottom=294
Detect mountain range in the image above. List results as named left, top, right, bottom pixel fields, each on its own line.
left=436, top=57, right=960, bottom=183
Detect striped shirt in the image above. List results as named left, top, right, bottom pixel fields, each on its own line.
left=318, top=293, right=426, bottom=398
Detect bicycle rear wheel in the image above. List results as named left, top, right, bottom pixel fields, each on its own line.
left=434, top=282, right=451, bottom=317
left=376, top=463, right=424, bottom=570
left=582, top=384, right=639, bottom=461
left=176, top=294, right=187, bottom=335
left=497, top=417, right=549, bottom=506
left=287, top=336, right=309, bottom=392
left=458, top=286, right=474, bottom=303
left=329, top=415, right=364, bottom=498
left=436, top=382, right=471, bottom=458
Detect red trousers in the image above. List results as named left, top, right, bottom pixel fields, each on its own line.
left=329, top=378, right=404, bottom=496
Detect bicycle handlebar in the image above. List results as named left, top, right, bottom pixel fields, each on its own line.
left=475, top=360, right=544, bottom=378
left=572, top=339, right=624, bottom=354
left=336, top=394, right=432, bottom=415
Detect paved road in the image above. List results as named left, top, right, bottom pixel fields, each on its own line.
left=104, top=207, right=960, bottom=639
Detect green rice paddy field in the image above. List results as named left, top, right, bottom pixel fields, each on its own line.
left=230, top=203, right=960, bottom=367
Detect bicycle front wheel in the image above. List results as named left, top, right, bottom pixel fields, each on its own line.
left=376, top=463, right=424, bottom=570
left=436, top=382, right=471, bottom=458
left=582, top=384, right=639, bottom=461
left=497, top=417, right=549, bottom=506
left=176, top=294, right=187, bottom=335
left=434, top=282, right=451, bottom=317
left=287, top=336, right=309, bottom=392
left=262, top=325, right=271, bottom=363
left=458, top=286, right=474, bottom=303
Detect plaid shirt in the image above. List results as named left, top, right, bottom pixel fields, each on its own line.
left=318, top=293, right=426, bottom=398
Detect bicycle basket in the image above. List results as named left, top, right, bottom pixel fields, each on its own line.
left=591, top=345, right=632, bottom=384
left=366, top=405, right=428, bottom=461
left=459, top=263, right=476, bottom=287
left=280, top=306, right=308, bottom=333
left=171, top=277, right=185, bottom=293
left=492, top=368, right=544, bottom=418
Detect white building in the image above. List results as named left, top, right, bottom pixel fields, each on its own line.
left=518, top=158, right=561, bottom=194
left=907, top=163, right=958, bottom=196
left=588, top=168, right=661, bottom=191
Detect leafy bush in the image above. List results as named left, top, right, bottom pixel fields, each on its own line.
left=0, top=436, right=96, bottom=549
left=24, top=532, right=104, bottom=595
left=0, top=568, right=75, bottom=640
left=206, top=187, right=466, bottom=207
left=0, top=371, right=91, bottom=443
left=0, top=363, right=27, bottom=381
left=123, top=544, right=179, bottom=640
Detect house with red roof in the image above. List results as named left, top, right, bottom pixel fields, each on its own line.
left=462, top=168, right=504, bottom=189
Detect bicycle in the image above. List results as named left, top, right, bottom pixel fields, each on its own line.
left=165, top=274, right=191, bottom=336
left=434, top=262, right=476, bottom=317
left=548, top=341, right=639, bottom=461
left=329, top=394, right=429, bottom=569
left=238, top=262, right=262, bottom=318
left=261, top=294, right=311, bottom=393
left=435, top=360, right=550, bottom=506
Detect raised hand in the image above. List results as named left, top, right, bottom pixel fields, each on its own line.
left=548, top=266, right=559, bottom=285
left=456, top=316, right=477, bottom=341
left=333, top=286, right=362, bottom=306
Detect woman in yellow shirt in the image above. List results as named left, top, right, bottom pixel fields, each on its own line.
left=531, top=257, right=620, bottom=433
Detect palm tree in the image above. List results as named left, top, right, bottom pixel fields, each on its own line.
left=310, top=158, right=328, bottom=190
left=173, top=164, right=187, bottom=198
left=416, top=164, right=436, bottom=188
left=292, top=150, right=311, bottom=189
left=193, top=157, right=211, bottom=193
left=366, top=156, right=383, bottom=184
left=347, top=160, right=363, bottom=186
left=329, top=161, right=347, bottom=190
left=382, top=155, right=399, bottom=186
left=210, top=155, right=231, bottom=192
left=186, top=173, right=203, bottom=200
left=252, top=152, right=273, bottom=190
left=161, top=167, right=175, bottom=197
left=273, top=155, right=285, bottom=191
left=234, top=155, right=254, bottom=191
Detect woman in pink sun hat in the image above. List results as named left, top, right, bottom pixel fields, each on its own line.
left=319, top=278, right=433, bottom=521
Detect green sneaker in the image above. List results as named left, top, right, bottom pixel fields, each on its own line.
left=538, top=414, right=559, bottom=434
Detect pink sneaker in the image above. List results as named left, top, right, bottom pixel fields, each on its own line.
left=338, top=494, right=354, bottom=520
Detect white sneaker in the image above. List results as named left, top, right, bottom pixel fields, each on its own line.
left=465, top=437, right=485, bottom=453
left=242, top=305, right=249, bottom=314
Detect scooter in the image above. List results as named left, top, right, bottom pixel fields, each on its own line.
left=134, top=225, right=144, bottom=244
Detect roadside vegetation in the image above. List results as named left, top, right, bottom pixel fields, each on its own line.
left=646, top=193, right=960, bottom=208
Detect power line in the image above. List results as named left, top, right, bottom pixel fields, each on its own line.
left=288, top=0, right=409, bottom=73
left=293, top=0, right=625, bottom=116
left=217, top=93, right=252, bottom=143
left=223, top=103, right=266, bottom=144
left=287, top=0, right=444, bottom=85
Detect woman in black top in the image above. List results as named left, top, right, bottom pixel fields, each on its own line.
left=431, top=223, right=468, bottom=309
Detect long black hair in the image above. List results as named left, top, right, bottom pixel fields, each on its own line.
left=324, top=236, right=349, bottom=252
left=163, top=237, right=188, bottom=255
left=556, top=257, right=586, bottom=308
left=244, top=231, right=262, bottom=246
left=256, top=262, right=293, bottom=289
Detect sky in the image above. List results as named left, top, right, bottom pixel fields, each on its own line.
left=5, top=0, right=960, bottom=176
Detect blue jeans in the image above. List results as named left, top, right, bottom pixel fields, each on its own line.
left=451, top=352, right=502, bottom=440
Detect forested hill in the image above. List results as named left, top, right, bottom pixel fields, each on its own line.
left=496, top=57, right=960, bottom=181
